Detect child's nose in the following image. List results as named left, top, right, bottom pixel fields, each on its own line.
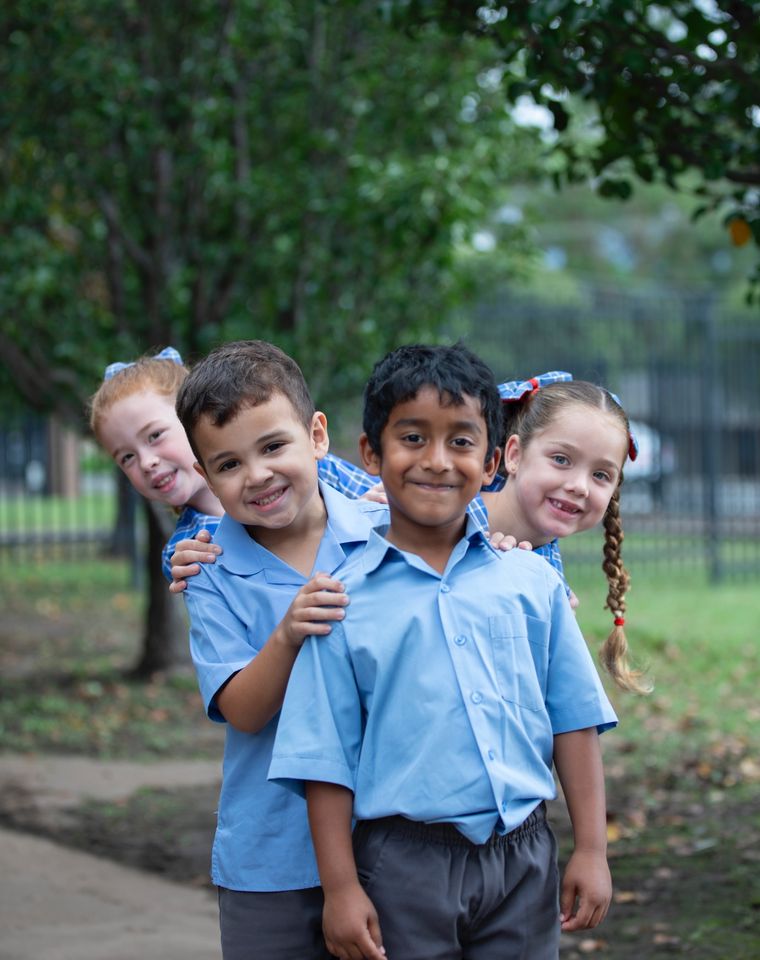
left=564, top=470, right=589, bottom=496
left=423, top=441, right=452, bottom=471
left=140, top=449, right=160, bottom=472
left=244, top=459, right=274, bottom=486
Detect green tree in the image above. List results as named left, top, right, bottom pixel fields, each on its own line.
left=387, top=0, right=760, bottom=296
left=0, top=0, right=539, bottom=671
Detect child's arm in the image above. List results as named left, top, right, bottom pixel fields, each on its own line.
left=553, top=728, right=612, bottom=932
left=213, top=573, right=348, bottom=733
left=306, top=781, right=385, bottom=960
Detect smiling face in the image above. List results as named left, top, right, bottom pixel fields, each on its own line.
left=98, top=389, right=210, bottom=510
left=193, top=391, right=329, bottom=542
left=360, top=386, right=499, bottom=554
left=503, top=402, right=629, bottom=544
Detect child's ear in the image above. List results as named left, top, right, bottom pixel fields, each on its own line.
left=504, top=434, right=522, bottom=476
left=310, top=411, right=330, bottom=460
left=358, top=433, right=382, bottom=477
left=482, top=444, right=501, bottom=487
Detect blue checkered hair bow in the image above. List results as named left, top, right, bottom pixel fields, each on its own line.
left=103, top=346, right=184, bottom=382
left=498, top=370, right=638, bottom=462
left=497, top=370, right=573, bottom=402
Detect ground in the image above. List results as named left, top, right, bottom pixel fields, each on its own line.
left=1, top=562, right=759, bottom=959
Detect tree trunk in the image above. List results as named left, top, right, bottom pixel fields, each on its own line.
left=131, top=499, right=189, bottom=677
left=107, top=470, right=137, bottom=558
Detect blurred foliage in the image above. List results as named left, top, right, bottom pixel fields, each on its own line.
left=387, top=0, right=760, bottom=299
left=0, top=0, right=541, bottom=421
left=515, top=178, right=758, bottom=298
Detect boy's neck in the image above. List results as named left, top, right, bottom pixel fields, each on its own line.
left=245, top=492, right=328, bottom=577
left=385, top=516, right=468, bottom=575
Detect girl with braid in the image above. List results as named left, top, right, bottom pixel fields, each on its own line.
left=482, top=373, right=650, bottom=694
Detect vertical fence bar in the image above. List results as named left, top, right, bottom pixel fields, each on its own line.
left=696, top=296, right=722, bottom=583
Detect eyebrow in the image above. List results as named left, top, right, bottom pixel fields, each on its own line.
left=546, top=438, right=621, bottom=471
left=204, top=428, right=293, bottom=467
left=205, top=448, right=239, bottom=467
left=392, top=417, right=483, bottom=434
left=110, top=419, right=164, bottom=459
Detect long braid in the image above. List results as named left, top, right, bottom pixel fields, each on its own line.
left=600, top=484, right=651, bottom=693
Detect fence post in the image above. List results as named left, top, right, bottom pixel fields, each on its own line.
left=696, top=295, right=721, bottom=583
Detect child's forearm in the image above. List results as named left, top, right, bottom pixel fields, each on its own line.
left=306, top=782, right=386, bottom=960
left=306, top=781, right=359, bottom=892
left=554, top=728, right=612, bottom=930
left=553, top=728, right=608, bottom=852
left=216, top=631, right=299, bottom=733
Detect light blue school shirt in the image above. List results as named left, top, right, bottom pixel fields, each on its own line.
left=270, top=522, right=617, bottom=845
left=183, top=482, right=389, bottom=892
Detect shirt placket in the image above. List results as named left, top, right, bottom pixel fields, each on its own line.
left=436, top=568, right=510, bottom=835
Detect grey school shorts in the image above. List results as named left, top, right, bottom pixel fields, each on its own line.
left=217, top=885, right=331, bottom=960
left=353, top=803, right=560, bottom=960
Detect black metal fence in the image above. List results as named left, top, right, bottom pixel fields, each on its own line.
left=2, top=288, right=758, bottom=583
left=0, top=417, right=141, bottom=576
left=461, top=287, right=760, bottom=582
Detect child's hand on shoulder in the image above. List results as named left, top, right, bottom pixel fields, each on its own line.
left=489, top=532, right=533, bottom=552
left=278, top=573, right=349, bottom=648
left=169, top=529, right=222, bottom=594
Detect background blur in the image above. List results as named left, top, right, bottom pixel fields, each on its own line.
left=3, top=3, right=758, bottom=635
left=2, top=5, right=759, bottom=958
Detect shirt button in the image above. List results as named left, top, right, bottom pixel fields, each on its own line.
left=454, top=634, right=467, bottom=646
left=471, top=691, right=483, bottom=704
left=501, top=801, right=508, bottom=812
left=487, top=749, right=495, bottom=761
left=440, top=583, right=450, bottom=593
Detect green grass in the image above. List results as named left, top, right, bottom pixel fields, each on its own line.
left=0, top=491, right=116, bottom=532
left=0, top=558, right=221, bottom=759
left=568, top=562, right=758, bottom=765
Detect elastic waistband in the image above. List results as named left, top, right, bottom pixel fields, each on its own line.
left=354, top=802, right=546, bottom=849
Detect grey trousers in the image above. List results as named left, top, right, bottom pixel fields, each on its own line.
left=218, top=885, right=331, bottom=960
left=353, top=803, right=560, bottom=960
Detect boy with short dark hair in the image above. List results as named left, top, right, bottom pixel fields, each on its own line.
left=174, top=339, right=389, bottom=959
left=270, top=343, right=618, bottom=960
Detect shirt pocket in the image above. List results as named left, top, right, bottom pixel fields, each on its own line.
left=489, top=614, right=548, bottom=712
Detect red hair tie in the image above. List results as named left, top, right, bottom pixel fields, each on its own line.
left=614, top=617, right=625, bottom=627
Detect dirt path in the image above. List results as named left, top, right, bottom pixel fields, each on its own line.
left=0, top=754, right=221, bottom=812
left=0, top=754, right=222, bottom=960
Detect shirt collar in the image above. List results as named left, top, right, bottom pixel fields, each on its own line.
left=359, top=513, right=497, bottom=576
left=215, top=481, right=389, bottom=576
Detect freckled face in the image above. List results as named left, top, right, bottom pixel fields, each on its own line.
left=99, top=390, right=207, bottom=509
left=504, top=404, right=628, bottom=544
